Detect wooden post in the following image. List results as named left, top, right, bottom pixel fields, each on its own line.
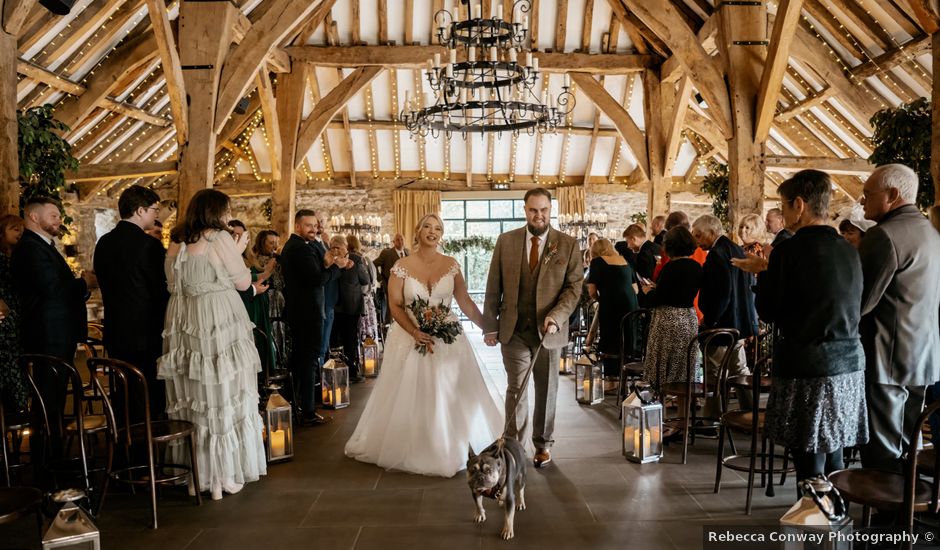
left=643, top=68, right=669, bottom=223
left=272, top=63, right=309, bottom=237
left=932, top=31, right=940, bottom=205
left=0, top=31, right=17, bottom=214
left=718, top=0, right=767, bottom=229
left=176, top=0, right=236, bottom=213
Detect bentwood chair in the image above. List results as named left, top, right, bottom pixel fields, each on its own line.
left=0, top=485, right=43, bottom=546
left=660, top=329, right=739, bottom=465
left=617, top=309, right=652, bottom=415
left=89, top=357, right=201, bottom=528
left=829, top=401, right=940, bottom=550
left=714, top=356, right=792, bottom=514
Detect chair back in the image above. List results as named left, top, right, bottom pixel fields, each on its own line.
left=85, top=358, right=151, bottom=447
left=0, top=400, right=9, bottom=487
left=679, top=328, right=739, bottom=401
left=253, top=327, right=277, bottom=384
left=619, top=309, right=652, bottom=365
left=906, top=399, right=940, bottom=521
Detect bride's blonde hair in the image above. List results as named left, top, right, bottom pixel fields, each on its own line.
left=413, top=212, right=445, bottom=248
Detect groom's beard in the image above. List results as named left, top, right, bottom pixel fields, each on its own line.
left=527, top=223, right=549, bottom=237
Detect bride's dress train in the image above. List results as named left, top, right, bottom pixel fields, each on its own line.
left=344, top=263, right=503, bottom=477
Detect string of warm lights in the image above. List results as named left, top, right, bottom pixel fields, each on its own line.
left=532, top=77, right=550, bottom=184
left=609, top=74, right=637, bottom=184
left=413, top=70, right=427, bottom=180
left=558, top=81, right=576, bottom=184
left=390, top=69, right=401, bottom=179
left=364, top=85, right=379, bottom=180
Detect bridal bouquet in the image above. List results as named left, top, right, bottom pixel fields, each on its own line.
left=407, top=297, right=463, bottom=355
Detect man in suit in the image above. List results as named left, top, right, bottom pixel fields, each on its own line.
left=764, top=208, right=792, bottom=257
left=858, top=164, right=940, bottom=471
left=693, top=214, right=758, bottom=414
left=279, top=210, right=347, bottom=424
left=94, top=186, right=169, bottom=420
left=12, top=197, right=96, bottom=361
left=623, top=223, right=661, bottom=282
left=373, top=233, right=408, bottom=324
left=483, top=188, right=584, bottom=468
left=650, top=215, right=667, bottom=246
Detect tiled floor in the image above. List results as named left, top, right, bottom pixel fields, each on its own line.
left=2, top=329, right=802, bottom=549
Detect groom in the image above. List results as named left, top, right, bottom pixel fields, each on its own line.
left=483, top=188, right=584, bottom=468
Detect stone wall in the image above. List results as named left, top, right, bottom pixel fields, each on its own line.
left=583, top=184, right=714, bottom=234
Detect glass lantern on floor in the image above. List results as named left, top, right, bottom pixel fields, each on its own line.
left=360, top=337, right=381, bottom=378
left=575, top=354, right=604, bottom=405
left=43, top=490, right=100, bottom=550
left=780, top=476, right=852, bottom=550
left=621, top=385, right=663, bottom=463
left=322, top=358, right=350, bottom=409
left=559, top=341, right=575, bottom=375
left=264, top=386, right=293, bottom=463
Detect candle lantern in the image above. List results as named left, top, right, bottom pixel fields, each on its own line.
left=42, top=490, right=100, bottom=550
left=574, top=354, right=604, bottom=405
left=621, top=385, right=663, bottom=463
left=263, top=387, right=293, bottom=463
left=322, top=359, right=350, bottom=409
left=559, top=341, right=575, bottom=375
left=779, top=476, right=852, bottom=550
left=360, top=337, right=382, bottom=378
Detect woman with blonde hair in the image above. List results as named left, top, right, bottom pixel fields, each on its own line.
left=346, top=212, right=502, bottom=477
left=738, top=213, right=766, bottom=258
left=586, top=238, right=639, bottom=378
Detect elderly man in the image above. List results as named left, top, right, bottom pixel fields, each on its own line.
left=858, top=164, right=940, bottom=471
left=651, top=215, right=667, bottom=246
left=764, top=208, right=792, bottom=257
left=692, top=214, right=758, bottom=413
left=373, top=233, right=409, bottom=324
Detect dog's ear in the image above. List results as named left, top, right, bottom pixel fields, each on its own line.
left=468, top=445, right=476, bottom=461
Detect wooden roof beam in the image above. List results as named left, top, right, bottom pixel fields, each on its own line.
left=754, top=0, right=803, bottom=142
left=763, top=154, right=873, bottom=176
left=145, top=0, right=187, bottom=145
left=68, top=160, right=178, bottom=183
left=3, top=0, right=38, bottom=35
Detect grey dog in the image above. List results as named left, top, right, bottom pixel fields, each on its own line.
left=466, top=437, right=527, bottom=540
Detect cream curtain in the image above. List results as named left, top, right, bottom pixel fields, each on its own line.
left=393, top=189, right=442, bottom=248
left=556, top=185, right=586, bottom=217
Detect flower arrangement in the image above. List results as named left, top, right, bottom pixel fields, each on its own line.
left=543, top=241, right=559, bottom=266
left=407, top=296, right=463, bottom=355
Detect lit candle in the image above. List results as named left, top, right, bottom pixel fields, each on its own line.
left=364, top=358, right=376, bottom=376
left=271, top=429, right=286, bottom=458
left=582, top=379, right=591, bottom=399
left=634, top=428, right=651, bottom=457
left=469, top=46, right=476, bottom=62
left=434, top=53, right=441, bottom=68
left=336, top=387, right=344, bottom=404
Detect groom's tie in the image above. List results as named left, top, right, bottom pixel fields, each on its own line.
left=529, top=236, right=540, bottom=272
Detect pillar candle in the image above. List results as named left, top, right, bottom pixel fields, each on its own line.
left=271, top=429, right=286, bottom=458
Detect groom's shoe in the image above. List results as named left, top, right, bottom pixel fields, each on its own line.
left=534, top=449, right=552, bottom=468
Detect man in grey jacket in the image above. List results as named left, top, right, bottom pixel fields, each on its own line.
left=858, top=164, right=940, bottom=471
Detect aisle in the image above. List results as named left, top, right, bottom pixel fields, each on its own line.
left=2, top=331, right=796, bottom=550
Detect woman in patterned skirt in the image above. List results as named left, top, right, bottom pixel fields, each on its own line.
left=734, top=169, right=867, bottom=484
left=0, top=215, right=27, bottom=411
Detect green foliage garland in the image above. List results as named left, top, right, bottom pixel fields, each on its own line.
left=441, top=235, right=495, bottom=254
left=261, top=198, right=273, bottom=223
left=700, top=160, right=730, bottom=229
left=869, top=98, right=934, bottom=209
left=17, top=105, right=79, bottom=228
left=629, top=211, right=648, bottom=227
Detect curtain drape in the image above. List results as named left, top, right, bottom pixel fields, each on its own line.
left=393, top=189, right=442, bottom=248
left=556, top=186, right=586, bottom=217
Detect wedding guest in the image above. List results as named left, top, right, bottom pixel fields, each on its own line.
left=641, top=227, right=703, bottom=386
left=228, top=220, right=276, bottom=371
left=254, top=230, right=290, bottom=372
left=692, top=214, right=757, bottom=412
left=94, top=185, right=169, bottom=420
left=279, top=210, right=344, bottom=424
left=0, top=215, right=27, bottom=411
left=857, top=164, right=940, bottom=472
left=737, top=213, right=766, bottom=259
left=653, top=211, right=707, bottom=322
left=348, top=235, right=380, bottom=344
left=764, top=208, right=792, bottom=257
left=146, top=219, right=164, bottom=241
left=333, top=235, right=369, bottom=381
left=623, top=223, right=661, bottom=282
left=583, top=231, right=600, bottom=268
left=12, top=197, right=95, bottom=361
left=838, top=218, right=874, bottom=249
left=651, top=215, right=667, bottom=246
left=374, top=233, right=408, bottom=323
left=735, top=169, right=868, bottom=483
left=158, top=189, right=266, bottom=500
left=614, top=229, right=636, bottom=267
left=585, top=238, right=639, bottom=378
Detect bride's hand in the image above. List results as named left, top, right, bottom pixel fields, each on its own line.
left=412, top=328, right=435, bottom=354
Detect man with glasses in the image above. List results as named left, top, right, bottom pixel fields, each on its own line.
left=93, top=185, right=169, bottom=420
left=857, top=164, right=940, bottom=472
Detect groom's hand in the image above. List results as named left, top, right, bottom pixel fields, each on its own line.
left=484, top=332, right=498, bottom=346
left=543, top=317, right=559, bottom=335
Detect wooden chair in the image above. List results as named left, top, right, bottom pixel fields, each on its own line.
left=660, top=328, right=739, bottom=465
left=617, top=309, right=652, bottom=415
left=713, top=356, right=792, bottom=514
left=89, top=357, right=200, bottom=528
left=0, top=486, right=43, bottom=545
left=829, top=400, right=940, bottom=550
left=0, top=395, right=31, bottom=487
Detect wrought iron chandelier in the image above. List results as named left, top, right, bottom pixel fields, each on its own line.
left=402, top=0, right=574, bottom=139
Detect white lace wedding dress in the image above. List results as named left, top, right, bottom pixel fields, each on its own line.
left=344, top=262, right=503, bottom=477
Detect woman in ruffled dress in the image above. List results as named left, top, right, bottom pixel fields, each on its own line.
left=158, top=189, right=266, bottom=500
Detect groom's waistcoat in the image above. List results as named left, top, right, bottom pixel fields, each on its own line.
left=515, top=242, right=542, bottom=347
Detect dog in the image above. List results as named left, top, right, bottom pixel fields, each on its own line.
left=466, top=437, right=527, bottom=540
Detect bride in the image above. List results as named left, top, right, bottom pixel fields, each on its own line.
left=345, top=213, right=503, bottom=477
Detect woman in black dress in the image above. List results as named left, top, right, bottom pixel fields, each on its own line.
left=734, top=169, right=867, bottom=483
left=641, top=227, right=703, bottom=387
left=585, top=238, right=639, bottom=378
left=0, top=214, right=27, bottom=411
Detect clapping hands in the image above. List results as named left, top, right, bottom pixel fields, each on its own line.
left=234, top=229, right=250, bottom=254
left=731, top=253, right=768, bottom=274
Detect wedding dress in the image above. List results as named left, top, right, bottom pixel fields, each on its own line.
left=345, top=262, right=503, bottom=477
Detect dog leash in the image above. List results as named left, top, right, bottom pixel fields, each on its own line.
left=500, top=332, right=548, bottom=438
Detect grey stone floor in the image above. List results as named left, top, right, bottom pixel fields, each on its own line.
left=1, top=330, right=800, bottom=549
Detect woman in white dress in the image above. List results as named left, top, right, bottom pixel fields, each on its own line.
left=345, top=213, right=503, bottom=477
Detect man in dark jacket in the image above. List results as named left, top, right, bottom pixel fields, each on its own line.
left=858, top=164, right=940, bottom=471
left=279, top=210, right=345, bottom=424
left=693, top=214, right=758, bottom=413
left=94, top=186, right=169, bottom=420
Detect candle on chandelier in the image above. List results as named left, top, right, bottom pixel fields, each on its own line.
left=532, top=56, right=539, bottom=72
left=564, top=73, right=571, bottom=88
left=468, top=46, right=476, bottom=62
left=489, top=46, right=497, bottom=62
left=423, top=92, right=432, bottom=106
left=446, top=63, right=454, bottom=77
left=434, top=53, right=441, bottom=68
left=496, top=5, right=503, bottom=19
left=449, top=48, right=457, bottom=65
left=524, top=51, right=532, bottom=68
left=475, top=2, right=482, bottom=18
left=509, top=48, right=517, bottom=63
